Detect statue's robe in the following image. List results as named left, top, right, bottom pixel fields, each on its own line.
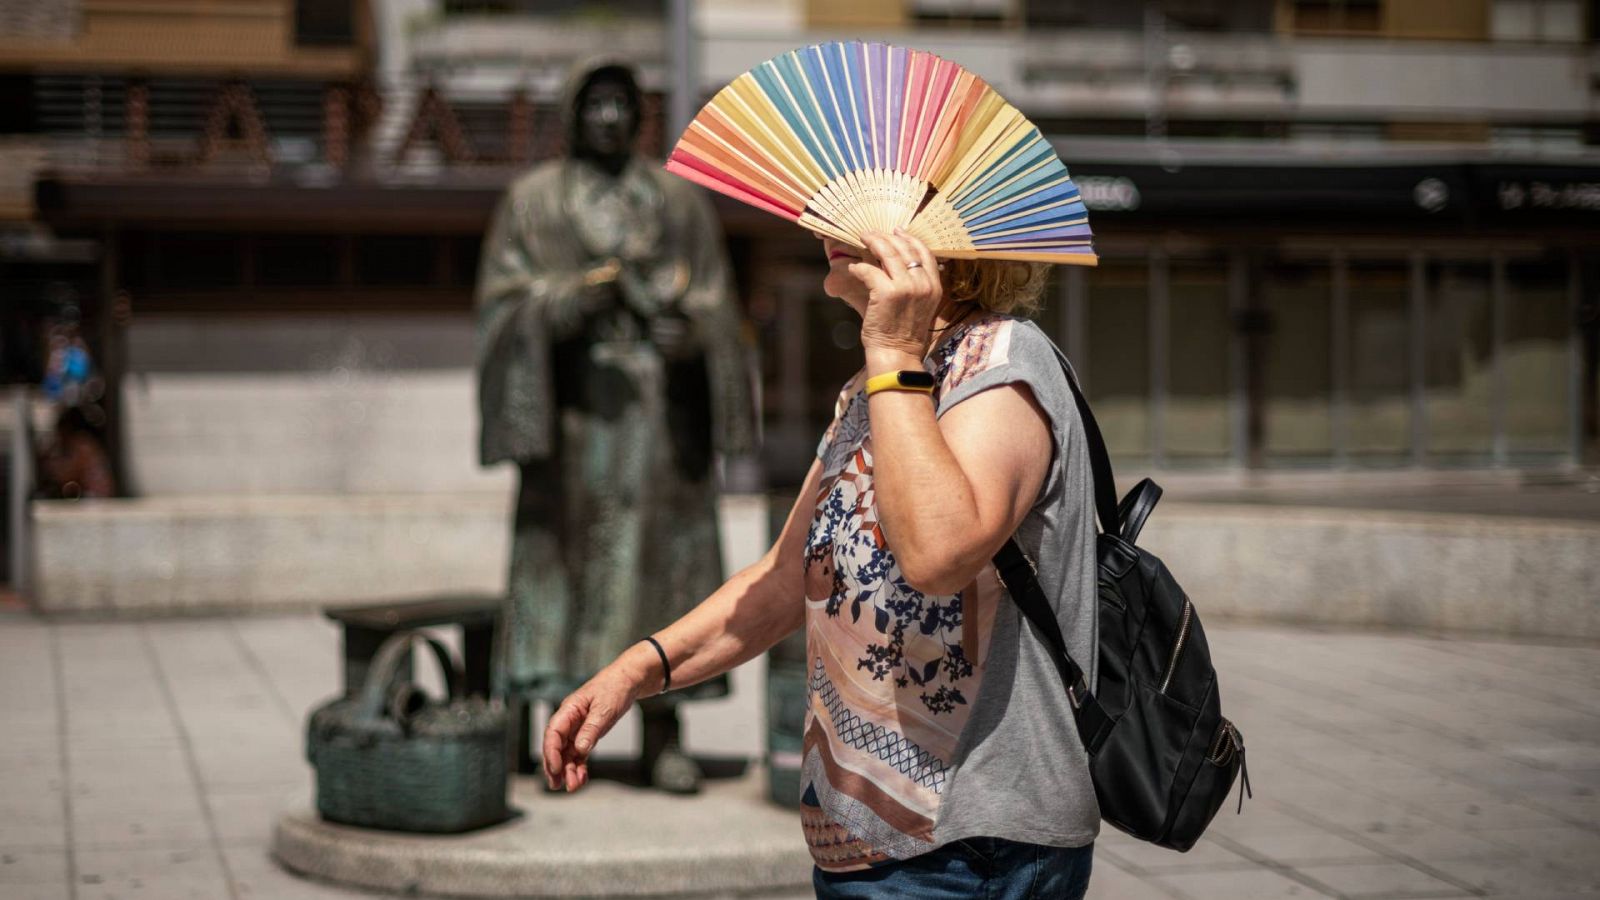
left=476, top=155, right=755, bottom=703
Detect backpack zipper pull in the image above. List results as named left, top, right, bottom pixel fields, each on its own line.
left=1235, top=735, right=1252, bottom=815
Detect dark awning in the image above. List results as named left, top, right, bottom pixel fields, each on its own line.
left=35, top=157, right=1600, bottom=237
left=1064, top=153, right=1600, bottom=229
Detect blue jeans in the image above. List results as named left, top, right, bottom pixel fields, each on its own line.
left=812, top=837, right=1093, bottom=899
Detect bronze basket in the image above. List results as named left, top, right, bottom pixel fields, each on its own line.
left=306, top=630, right=510, bottom=833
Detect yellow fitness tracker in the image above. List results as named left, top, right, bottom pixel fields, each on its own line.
left=865, top=370, right=937, bottom=397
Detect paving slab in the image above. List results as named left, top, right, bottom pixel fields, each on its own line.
left=73, top=844, right=232, bottom=900
left=1085, top=858, right=1183, bottom=899
left=0, top=885, right=72, bottom=900
left=0, top=848, right=70, bottom=885
left=1292, top=859, right=1475, bottom=898
left=1208, top=828, right=1387, bottom=866
left=1098, top=832, right=1257, bottom=873
left=1145, top=866, right=1336, bottom=899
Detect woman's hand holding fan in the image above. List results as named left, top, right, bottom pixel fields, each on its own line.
left=852, top=230, right=947, bottom=363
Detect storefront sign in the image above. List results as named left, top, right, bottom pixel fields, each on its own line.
left=1496, top=179, right=1600, bottom=212
left=1077, top=175, right=1141, bottom=212
left=1058, top=159, right=1600, bottom=227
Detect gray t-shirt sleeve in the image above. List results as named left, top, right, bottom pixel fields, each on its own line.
left=933, top=319, right=1076, bottom=507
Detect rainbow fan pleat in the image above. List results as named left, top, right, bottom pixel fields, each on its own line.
left=666, top=41, right=1096, bottom=265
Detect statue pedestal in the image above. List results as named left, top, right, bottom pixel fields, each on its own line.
left=272, top=767, right=812, bottom=898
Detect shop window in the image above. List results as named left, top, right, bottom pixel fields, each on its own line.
left=1166, top=260, right=1232, bottom=462
left=1345, top=262, right=1412, bottom=462
left=355, top=236, right=434, bottom=287
left=1491, top=0, right=1585, bottom=40
left=0, top=76, right=35, bottom=134
left=1424, top=262, right=1494, bottom=463
left=1085, top=262, right=1151, bottom=463
left=1261, top=260, right=1333, bottom=464
left=453, top=236, right=484, bottom=288
left=157, top=233, right=242, bottom=288
left=1504, top=255, right=1571, bottom=457
left=258, top=235, right=340, bottom=287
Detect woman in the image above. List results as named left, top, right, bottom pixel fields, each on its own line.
left=543, top=228, right=1099, bottom=898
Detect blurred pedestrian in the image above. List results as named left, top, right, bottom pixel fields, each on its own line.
left=41, top=321, right=98, bottom=408
left=544, top=229, right=1098, bottom=898
left=41, top=406, right=116, bottom=500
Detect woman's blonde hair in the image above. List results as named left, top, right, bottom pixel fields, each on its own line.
left=941, top=257, right=1051, bottom=317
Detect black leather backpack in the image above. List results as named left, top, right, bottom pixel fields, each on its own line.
left=992, top=349, right=1251, bottom=852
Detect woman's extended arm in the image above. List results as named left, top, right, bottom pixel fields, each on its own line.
left=542, top=458, right=824, bottom=792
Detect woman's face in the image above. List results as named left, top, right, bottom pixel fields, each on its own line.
left=816, top=232, right=872, bottom=315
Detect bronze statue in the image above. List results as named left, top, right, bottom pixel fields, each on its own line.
left=475, top=61, right=754, bottom=793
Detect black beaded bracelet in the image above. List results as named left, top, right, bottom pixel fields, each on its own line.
left=641, top=636, right=672, bottom=694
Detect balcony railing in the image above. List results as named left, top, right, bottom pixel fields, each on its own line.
left=32, top=72, right=666, bottom=182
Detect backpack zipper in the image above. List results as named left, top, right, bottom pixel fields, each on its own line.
left=1207, top=719, right=1235, bottom=764
left=1158, top=599, right=1193, bottom=695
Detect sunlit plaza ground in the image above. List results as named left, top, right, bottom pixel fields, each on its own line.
left=2, top=610, right=1597, bottom=900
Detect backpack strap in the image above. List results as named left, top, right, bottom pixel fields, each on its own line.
left=990, top=343, right=1120, bottom=755
left=1117, top=478, right=1162, bottom=544
left=1049, top=346, right=1120, bottom=538
left=994, top=540, right=1114, bottom=754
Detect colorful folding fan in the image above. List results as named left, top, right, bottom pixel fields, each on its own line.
left=666, top=41, right=1096, bottom=265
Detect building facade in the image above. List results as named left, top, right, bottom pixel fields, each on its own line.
left=7, top=0, right=1599, bottom=499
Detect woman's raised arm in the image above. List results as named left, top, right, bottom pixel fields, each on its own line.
left=849, top=231, right=1052, bottom=596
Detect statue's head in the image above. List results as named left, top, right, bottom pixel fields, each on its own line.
left=566, top=62, right=641, bottom=172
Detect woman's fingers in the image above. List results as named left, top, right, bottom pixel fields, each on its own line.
left=884, top=232, right=935, bottom=294
left=542, top=694, right=588, bottom=788
left=846, top=261, right=894, bottom=297
left=895, top=228, right=941, bottom=279
left=572, top=699, right=617, bottom=755
left=540, top=685, right=630, bottom=792
left=860, top=232, right=909, bottom=281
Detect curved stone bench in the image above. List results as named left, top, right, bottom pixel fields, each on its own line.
left=273, top=772, right=812, bottom=898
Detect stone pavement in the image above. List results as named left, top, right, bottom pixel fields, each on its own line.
left=2, top=611, right=1597, bottom=900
